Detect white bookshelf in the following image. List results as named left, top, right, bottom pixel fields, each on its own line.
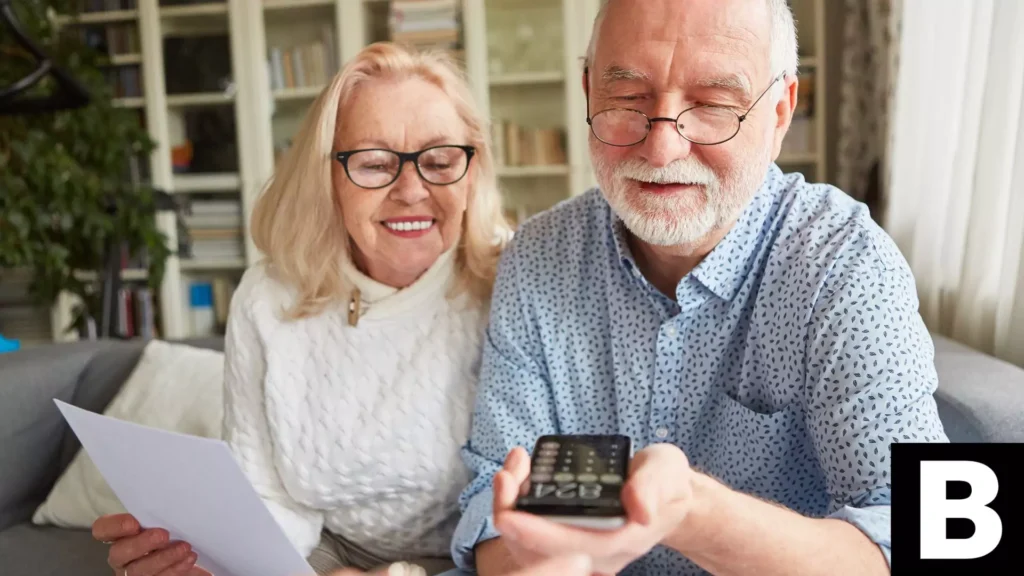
left=40, top=0, right=827, bottom=343
left=780, top=0, right=828, bottom=183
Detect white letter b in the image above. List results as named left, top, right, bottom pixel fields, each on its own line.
left=920, top=460, right=1002, bottom=559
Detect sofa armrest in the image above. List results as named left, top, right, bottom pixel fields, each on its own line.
left=932, top=334, right=1024, bottom=443
left=0, top=340, right=120, bottom=531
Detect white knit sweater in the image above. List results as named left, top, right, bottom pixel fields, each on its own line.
left=222, top=247, right=486, bottom=560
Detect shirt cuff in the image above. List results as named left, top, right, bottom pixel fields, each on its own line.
left=450, top=486, right=501, bottom=572
left=828, top=504, right=891, bottom=567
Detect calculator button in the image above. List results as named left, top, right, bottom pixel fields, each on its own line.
left=535, top=457, right=556, bottom=466
left=577, top=473, right=598, bottom=483
left=541, top=441, right=560, bottom=450
left=554, top=472, right=576, bottom=483
left=531, top=472, right=553, bottom=483
left=538, top=449, right=559, bottom=458
left=600, top=473, right=623, bottom=485
left=533, top=465, right=553, bottom=473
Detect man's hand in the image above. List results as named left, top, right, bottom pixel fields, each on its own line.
left=491, top=443, right=696, bottom=576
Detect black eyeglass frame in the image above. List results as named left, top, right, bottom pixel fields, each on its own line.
left=584, top=70, right=788, bottom=147
left=333, top=144, right=476, bottom=189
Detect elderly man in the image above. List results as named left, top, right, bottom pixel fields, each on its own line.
left=449, top=0, right=947, bottom=574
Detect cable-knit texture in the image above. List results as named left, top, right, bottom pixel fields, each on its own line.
left=222, top=249, right=485, bottom=561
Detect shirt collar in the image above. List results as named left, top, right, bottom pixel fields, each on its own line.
left=606, top=163, right=783, bottom=303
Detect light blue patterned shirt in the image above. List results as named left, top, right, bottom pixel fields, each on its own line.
left=450, top=164, right=949, bottom=574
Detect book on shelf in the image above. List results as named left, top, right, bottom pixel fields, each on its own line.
left=179, top=197, right=245, bottom=262
left=116, top=285, right=157, bottom=340
left=187, top=277, right=236, bottom=336
left=389, top=0, right=463, bottom=55
left=106, top=65, right=142, bottom=98
left=491, top=120, right=567, bottom=167
left=79, top=24, right=139, bottom=58
left=267, top=26, right=337, bottom=91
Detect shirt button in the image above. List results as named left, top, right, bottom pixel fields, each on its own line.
left=655, top=427, right=669, bottom=439
left=665, top=325, right=677, bottom=336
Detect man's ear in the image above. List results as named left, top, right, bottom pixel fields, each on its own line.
left=770, top=74, right=800, bottom=160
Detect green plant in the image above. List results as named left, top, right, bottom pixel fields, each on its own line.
left=0, top=0, right=170, bottom=335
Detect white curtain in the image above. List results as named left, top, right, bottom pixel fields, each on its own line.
left=884, top=0, right=1024, bottom=366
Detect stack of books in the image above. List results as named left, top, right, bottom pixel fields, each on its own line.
left=389, top=0, right=463, bottom=60
left=267, top=27, right=338, bottom=91
left=180, top=197, right=244, bottom=263
left=491, top=120, right=567, bottom=167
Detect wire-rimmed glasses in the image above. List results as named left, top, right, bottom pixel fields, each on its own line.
left=586, top=71, right=787, bottom=147
left=334, top=144, right=476, bottom=189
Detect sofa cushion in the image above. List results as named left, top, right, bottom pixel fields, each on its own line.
left=0, top=523, right=109, bottom=576
left=32, top=339, right=225, bottom=529
left=0, top=340, right=118, bottom=532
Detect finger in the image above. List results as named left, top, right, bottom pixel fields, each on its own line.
left=504, top=446, right=531, bottom=482
left=161, top=551, right=199, bottom=575
left=493, top=469, right=521, bottom=513
left=124, top=541, right=193, bottom=576
left=92, top=513, right=141, bottom=542
left=622, top=444, right=690, bottom=526
left=495, top=509, right=645, bottom=555
left=108, top=528, right=171, bottom=569
left=187, top=567, right=214, bottom=576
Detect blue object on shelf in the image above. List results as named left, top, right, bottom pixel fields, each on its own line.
left=0, top=334, right=21, bottom=354
left=189, top=283, right=213, bottom=308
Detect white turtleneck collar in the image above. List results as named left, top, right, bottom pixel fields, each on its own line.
left=339, top=242, right=459, bottom=323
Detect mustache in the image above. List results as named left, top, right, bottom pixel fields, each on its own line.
left=612, top=158, right=719, bottom=186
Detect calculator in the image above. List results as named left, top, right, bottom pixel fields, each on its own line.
left=514, top=434, right=633, bottom=529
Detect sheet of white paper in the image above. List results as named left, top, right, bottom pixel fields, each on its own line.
left=55, top=399, right=314, bottom=576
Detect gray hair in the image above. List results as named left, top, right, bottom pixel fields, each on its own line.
left=584, top=0, right=799, bottom=98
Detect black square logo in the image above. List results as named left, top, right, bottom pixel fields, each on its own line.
left=892, top=443, right=1023, bottom=573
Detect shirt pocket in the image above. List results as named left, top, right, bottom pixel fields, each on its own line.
left=696, top=391, right=824, bottom=508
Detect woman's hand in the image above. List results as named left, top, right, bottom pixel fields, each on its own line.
left=329, top=562, right=427, bottom=576
left=92, top=513, right=209, bottom=575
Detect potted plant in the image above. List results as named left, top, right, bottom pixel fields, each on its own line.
left=0, top=0, right=171, bottom=338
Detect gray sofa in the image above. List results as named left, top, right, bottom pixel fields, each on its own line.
left=3, top=334, right=1024, bottom=575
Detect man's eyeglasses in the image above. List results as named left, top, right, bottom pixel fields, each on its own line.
left=334, top=145, right=475, bottom=189
left=586, top=71, right=787, bottom=147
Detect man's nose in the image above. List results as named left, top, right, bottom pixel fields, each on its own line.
left=637, top=117, right=693, bottom=168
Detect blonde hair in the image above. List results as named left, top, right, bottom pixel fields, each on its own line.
left=250, top=42, right=512, bottom=319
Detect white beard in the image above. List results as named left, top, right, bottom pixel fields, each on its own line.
left=592, top=149, right=764, bottom=247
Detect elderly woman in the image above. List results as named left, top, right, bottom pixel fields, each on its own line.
left=90, top=42, right=511, bottom=576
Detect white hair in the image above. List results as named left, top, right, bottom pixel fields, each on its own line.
left=585, top=0, right=799, bottom=99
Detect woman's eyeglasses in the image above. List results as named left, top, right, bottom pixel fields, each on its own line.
left=334, top=144, right=475, bottom=189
